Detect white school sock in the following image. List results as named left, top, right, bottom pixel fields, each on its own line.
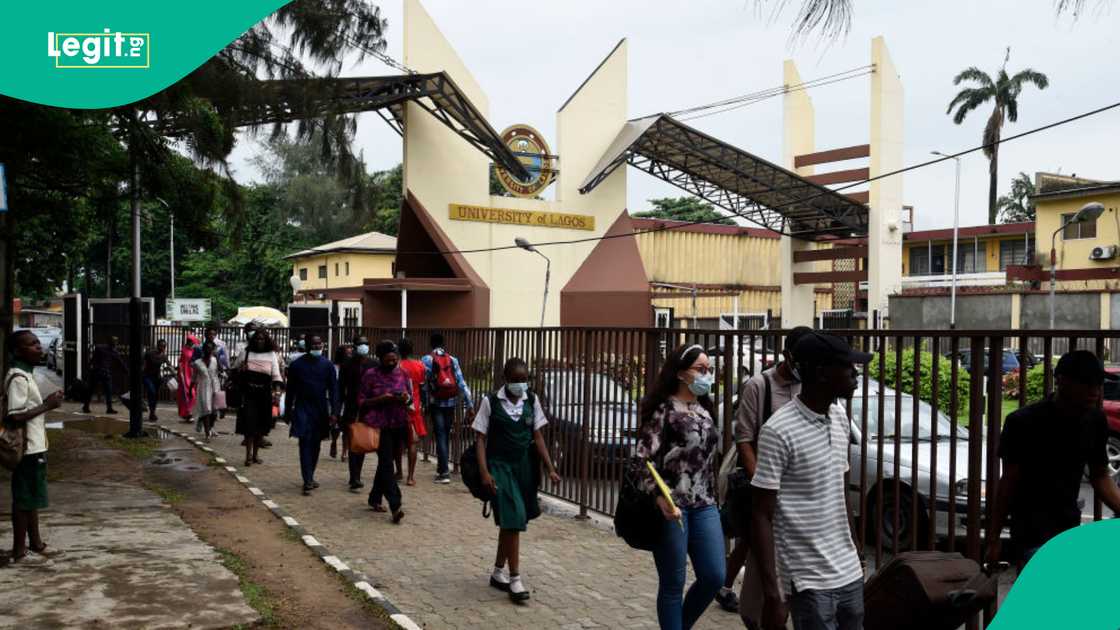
left=509, top=574, right=527, bottom=595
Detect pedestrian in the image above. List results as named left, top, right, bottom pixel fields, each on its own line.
left=192, top=341, right=222, bottom=440
left=751, top=332, right=869, bottom=630
left=987, top=349, right=1120, bottom=573
left=142, top=339, right=169, bottom=422
left=231, top=321, right=260, bottom=368
left=287, top=333, right=308, bottom=369
left=398, top=338, right=428, bottom=487
left=476, top=357, right=561, bottom=603
left=177, top=332, right=200, bottom=422
left=234, top=328, right=284, bottom=467
left=5, top=330, right=65, bottom=565
left=329, top=344, right=353, bottom=459
left=204, top=324, right=230, bottom=371
left=422, top=333, right=473, bottom=484
left=285, top=335, right=341, bottom=496
left=719, top=326, right=812, bottom=621
left=638, top=343, right=725, bottom=630
left=341, top=335, right=378, bottom=488
left=358, top=340, right=411, bottom=523
left=84, top=335, right=127, bottom=414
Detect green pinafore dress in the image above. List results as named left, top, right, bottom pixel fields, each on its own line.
left=486, top=392, right=542, bottom=531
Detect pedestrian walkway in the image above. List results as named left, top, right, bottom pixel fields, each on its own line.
left=182, top=410, right=734, bottom=629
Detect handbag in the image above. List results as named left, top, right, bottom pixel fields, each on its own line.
left=348, top=421, right=381, bottom=454
left=0, top=372, right=31, bottom=471
left=614, top=455, right=663, bottom=551
left=163, top=376, right=178, bottom=392
left=212, top=389, right=227, bottom=410
left=225, top=364, right=245, bottom=409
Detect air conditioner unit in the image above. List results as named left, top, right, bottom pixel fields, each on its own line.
left=1090, top=245, right=1118, bottom=261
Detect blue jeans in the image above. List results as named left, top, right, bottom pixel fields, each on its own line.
left=298, top=437, right=321, bottom=486
left=789, top=579, right=864, bottom=630
left=143, top=376, right=159, bottom=414
left=431, top=407, right=454, bottom=475
left=652, top=504, right=725, bottom=630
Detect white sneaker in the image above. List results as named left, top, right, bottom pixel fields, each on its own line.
left=489, top=566, right=510, bottom=592
left=509, top=574, right=530, bottom=602
left=436, top=474, right=451, bottom=484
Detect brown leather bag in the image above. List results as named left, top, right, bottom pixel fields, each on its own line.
left=348, top=422, right=380, bottom=454
left=864, top=551, right=998, bottom=630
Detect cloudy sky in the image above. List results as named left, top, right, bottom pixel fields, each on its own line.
left=228, top=0, right=1120, bottom=231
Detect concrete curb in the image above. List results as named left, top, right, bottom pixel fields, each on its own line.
left=161, top=426, right=421, bottom=630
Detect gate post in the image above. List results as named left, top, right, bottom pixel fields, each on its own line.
left=577, top=329, right=593, bottom=520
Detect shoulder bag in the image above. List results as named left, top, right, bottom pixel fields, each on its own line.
left=0, top=372, right=32, bottom=471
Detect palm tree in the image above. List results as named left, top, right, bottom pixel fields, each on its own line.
left=996, top=172, right=1037, bottom=224
left=946, top=49, right=1048, bottom=225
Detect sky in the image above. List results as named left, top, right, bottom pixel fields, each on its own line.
left=226, top=0, right=1120, bottom=231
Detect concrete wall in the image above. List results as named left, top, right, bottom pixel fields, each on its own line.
left=889, top=294, right=1013, bottom=330
left=1020, top=293, right=1101, bottom=329
left=291, top=253, right=395, bottom=291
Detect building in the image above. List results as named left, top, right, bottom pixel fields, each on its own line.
left=286, top=231, right=397, bottom=302
left=901, top=221, right=1035, bottom=291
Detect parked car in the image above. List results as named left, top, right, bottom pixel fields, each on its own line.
left=46, top=336, right=64, bottom=375
left=946, top=347, right=1034, bottom=376
left=1101, top=369, right=1120, bottom=480
left=532, top=369, right=641, bottom=474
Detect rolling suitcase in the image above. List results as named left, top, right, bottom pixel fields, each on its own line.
left=864, top=551, right=998, bottom=630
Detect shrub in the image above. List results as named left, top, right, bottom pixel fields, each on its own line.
left=867, top=347, right=970, bottom=414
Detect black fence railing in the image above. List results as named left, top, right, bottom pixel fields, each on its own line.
left=84, top=323, right=1118, bottom=624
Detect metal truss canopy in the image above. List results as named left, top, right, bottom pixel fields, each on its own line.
left=579, top=115, right=869, bottom=239
left=156, top=72, right=530, bottom=182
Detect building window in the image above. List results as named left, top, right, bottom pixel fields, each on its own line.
left=1062, top=212, right=1098, bottom=240
left=345, top=262, right=350, bottom=276
left=335, top=262, right=339, bottom=276
left=908, top=244, right=946, bottom=276
left=999, top=237, right=1035, bottom=270
left=318, top=265, right=327, bottom=279
left=954, top=241, right=986, bottom=273
left=299, top=268, right=308, bottom=281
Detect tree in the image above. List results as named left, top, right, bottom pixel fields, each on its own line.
left=946, top=49, right=1048, bottom=225
left=996, top=172, right=1036, bottom=223
left=632, top=197, right=735, bottom=225
left=362, top=164, right=403, bottom=236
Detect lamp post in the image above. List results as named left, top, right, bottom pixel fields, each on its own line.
left=931, top=151, right=961, bottom=329
left=155, top=197, right=173, bottom=299
left=1050, top=202, right=1105, bottom=329
left=515, top=237, right=551, bottom=328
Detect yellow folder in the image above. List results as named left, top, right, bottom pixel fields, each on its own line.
left=646, top=461, right=684, bottom=531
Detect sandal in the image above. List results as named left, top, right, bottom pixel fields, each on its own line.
left=244, top=458, right=252, bottom=467
left=30, top=544, right=63, bottom=559
left=392, top=509, right=405, bottom=524
left=370, top=505, right=387, bottom=513
left=406, top=478, right=416, bottom=486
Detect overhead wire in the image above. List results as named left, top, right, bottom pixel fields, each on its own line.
left=668, top=64, right=873, bottom=120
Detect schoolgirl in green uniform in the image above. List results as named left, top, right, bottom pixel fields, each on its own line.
left=475, top=357, right=561, bottom=603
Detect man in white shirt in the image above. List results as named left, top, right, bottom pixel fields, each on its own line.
left=6, top=330, right=64, bottom=565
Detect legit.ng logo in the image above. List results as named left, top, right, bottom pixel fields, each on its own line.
left=47, top=29, right=150, bottom=69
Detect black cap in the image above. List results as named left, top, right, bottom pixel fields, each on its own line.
left=793, top=332, right=873, bottom=367
left=1055, top=350, right=1105, bottom=385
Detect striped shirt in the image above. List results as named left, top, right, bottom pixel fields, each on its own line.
left=752, top=397, right=862, bottom=592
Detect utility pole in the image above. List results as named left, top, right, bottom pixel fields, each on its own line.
left=125, top=112, right=145, bottom=438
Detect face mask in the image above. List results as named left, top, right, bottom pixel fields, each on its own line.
left=687, top=372, right=714, bottom=397
left=309, top=349, right=323, bottom=357
left=298, top=340, right=306, bottom=350
left=355, top=344, right=369, bottom=356
left=506, top=382, right=528, bottom=397
left=247, top=330, right=256, bottom=339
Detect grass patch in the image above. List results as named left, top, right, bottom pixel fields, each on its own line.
left=218, top=548, right=279, bottom=627
left=103, top=435, right=161, bottom=460
left=143, top=482, right=185, bottom=505
left=956, top=398, right=1022, bottom=428
left=341, top=578, right=393, bottom=622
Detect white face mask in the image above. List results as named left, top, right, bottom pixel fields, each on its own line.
left=505, top=382, right=529, bottom=397
left=355, top=344, right=370, bottom=356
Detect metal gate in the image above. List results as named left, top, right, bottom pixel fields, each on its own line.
left=61, top=293, right=85, bottom=391
left=817, top=308, right=854, bottom=330
left=288, top=304, right=332, bottom=352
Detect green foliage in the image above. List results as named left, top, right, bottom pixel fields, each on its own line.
left=997, top=172, right=1036, bottom=224
left=867, top=347, right=971, bottom=414
left=1025, top=363, right=1048, bottom=403
left=632, top=197, right=735, bottom=225
left=361, top=164, right=403, bottom=236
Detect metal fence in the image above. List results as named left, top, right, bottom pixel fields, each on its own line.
left=86, top=323, right=1118, bottom=625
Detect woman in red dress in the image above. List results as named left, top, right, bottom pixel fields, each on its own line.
left=176, top=333, right=200, bottom=421
left=397, top=338, right=429, bottom=486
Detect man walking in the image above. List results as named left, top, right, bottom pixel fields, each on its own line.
left=142, top=339, right=169, bottom=422
left=987, top=349, right=1120, bottom=572
left=751, top=332, right=869, bottom=630
left=719, top=326, right=811, bottom=621
left=84, top=336, right=127, bottom=414
left=204, top=325, right=230, bottom=371
left=340, top=335, right=378, bottom=490
left=285, top=335, right=340, bottom=495
left=422, top=333, right=473, bottom=484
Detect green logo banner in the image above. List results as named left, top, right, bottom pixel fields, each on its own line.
left=1, top=1, right=290, bottom=109
left=990, top=519, right=1120, bottom=628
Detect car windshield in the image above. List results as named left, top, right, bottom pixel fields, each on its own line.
left=540, top=371, right=633, bottom=406
left=850, top=395, right=955, bottom=441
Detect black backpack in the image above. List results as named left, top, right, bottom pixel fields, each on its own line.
left=459, top=441, right=494, bottom=517
left=614, top=413, right=671, bottom=551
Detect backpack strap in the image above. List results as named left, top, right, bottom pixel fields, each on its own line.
left=762, top=371, right=773, bottom=424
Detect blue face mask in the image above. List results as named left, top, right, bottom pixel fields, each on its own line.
left=309, top=349, right=323, bottom=358
left=687, top=372, right=714, bottom=397
left=505, top=382, right=528, bottom=398
left=355, top=344, right=370, bottom=356
left=298, top=339, right=306, bottom=350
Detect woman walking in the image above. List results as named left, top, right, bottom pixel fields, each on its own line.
left=176, top=333, right=200, bottom=422
left=476, top=357, right=561, bottom=603
left=192, top=341, right=221, bottom=440
left=234, top=329, right=283, bottom=467
left=357, top=340, right=411, bottom=523
left=329, top=344, right=353, bottom=459
left=397, top=338, right=428, bottom=486
left=639, top=344, right=725, bottom=630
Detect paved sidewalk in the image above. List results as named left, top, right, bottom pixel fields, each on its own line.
left=173, top=409, right=734, bottom=630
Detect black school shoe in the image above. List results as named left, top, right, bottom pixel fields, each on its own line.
left=490, top=573, right=510, bottom=592
left=715, top=588, right=740, bottom=612
left=508, top=576, right=530, bottom=603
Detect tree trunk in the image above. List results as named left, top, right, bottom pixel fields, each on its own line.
left=988, top=142, right=999, bottom=225
left=106, top=225, right=112, bottom=298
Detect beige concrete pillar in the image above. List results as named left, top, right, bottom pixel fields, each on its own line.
left=781, top=60, right=816, bottom=327
left=780, top=237, right=817, bottom=327
left=867, top=37, right=904, bottom=325
left=1101, top=292, right=1111, bottom=331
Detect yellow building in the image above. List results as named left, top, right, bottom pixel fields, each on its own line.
left=286, top=231, right=396, bottom=301
left=900, top=221, right=1035, bottom=290
left=1024, top=173, right=1120, bottom=291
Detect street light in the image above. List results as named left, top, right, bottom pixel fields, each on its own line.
left=289, top=273, right=302, bottom=304
left=931, top=151, right=961, bottom=329
left=1050, top=202, right=1105, bottom=328
left=515, top=237, right=551, bottom=328
left=155, top=197, right=173, bottom=299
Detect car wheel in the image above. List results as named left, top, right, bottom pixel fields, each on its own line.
left=866, top=483, right=927, bottom=553
left=1107, top=435, right=1120, bottom=481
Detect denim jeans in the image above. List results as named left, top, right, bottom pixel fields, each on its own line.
left=789, top=578, right=864, bottom=630
left=143, top=376, right=159, bottom=414
left=651, top=504, right=725, bottom=630
left=298, top=437, right=321, bottom=486
left=431, top=406, right=454, bottom=475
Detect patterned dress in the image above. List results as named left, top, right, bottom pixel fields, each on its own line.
left=637, top=397, right=721, bottom=509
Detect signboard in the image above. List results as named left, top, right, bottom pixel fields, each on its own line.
left=449, top=203, right=595, bottom=231
left=494, top=124, right=555, bottom=198
left=166, top=298, right=211, bottom=322
left=0, top=163, right=7, bottom=212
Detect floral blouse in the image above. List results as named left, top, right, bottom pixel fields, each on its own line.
left=357, top=366, right=413, bottom=429
left=637, top=397, right=721, bottom=509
